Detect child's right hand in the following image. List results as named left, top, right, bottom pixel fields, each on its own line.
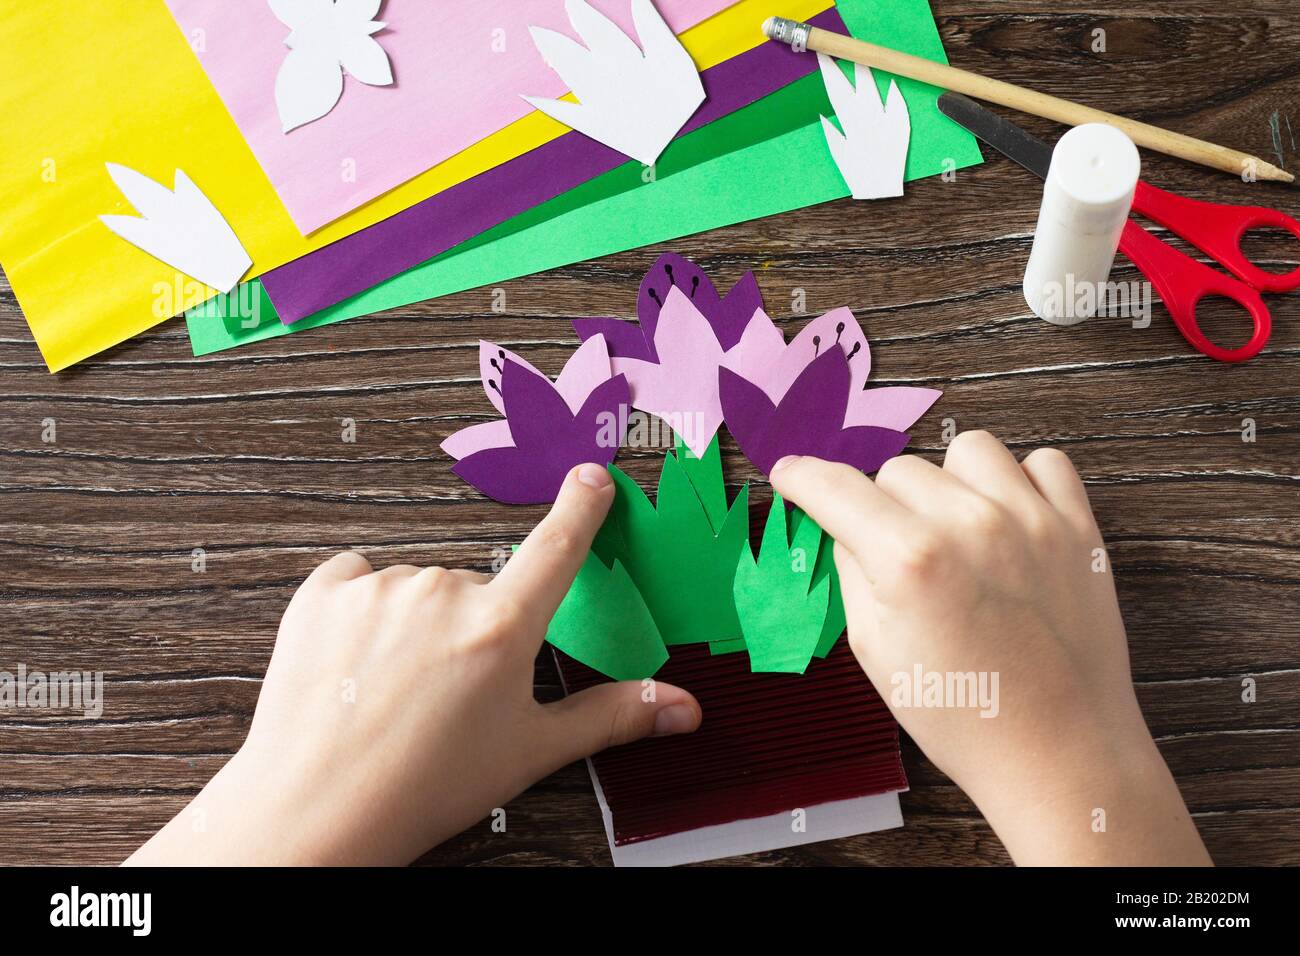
left=772, top=432, right=1211, bottom=865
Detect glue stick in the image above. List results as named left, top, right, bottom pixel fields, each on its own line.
left=1023, top=123, right=1140, bottom=325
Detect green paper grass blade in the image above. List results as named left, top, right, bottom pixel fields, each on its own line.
left=812, top=531, right=847, bottom=658
left=791, top=508, right=848, bottom=658
left=736, top=495, right=831, bottom=673
left=544, top=552, right=668, bottom=681
left=185, top=0, right=982, bottom=356
left=674, top=433, right=727, bottom=534
left=606, top=447, right=749, bottom=646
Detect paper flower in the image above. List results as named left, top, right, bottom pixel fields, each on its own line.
left=723, top=306, right=869, bottom=400
left=573, top=253, right=764, bottom=361
left=523, top=0, right=705, bottom=167
left=720, top=347, right=911, bottom=476
left=445, top=337, right=629, bottom=505
left=723, top=305, right=942, bottom=432
left=99, top=164, right=250, bottom=292
left=610, top=287, right=777, bottom=457
left=441, top=335, right=614, bottom=461
left=272, top=0, right=394, bottom=133
left=817, top=53, right=911, bottom=200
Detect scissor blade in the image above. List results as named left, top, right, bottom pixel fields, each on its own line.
left=937, top=93, right=1054, bottom=180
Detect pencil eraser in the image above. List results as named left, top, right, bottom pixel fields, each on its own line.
left=1024, top=123, right=1140, bottom=325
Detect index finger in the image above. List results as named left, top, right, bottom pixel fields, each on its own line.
left=491, top=463, right=616, bottom=623
left=769, top=455, right=918, bottom=571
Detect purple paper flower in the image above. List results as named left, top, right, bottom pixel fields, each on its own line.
left=572, top=252, right=763, bottom=361
left=719, top=347, right=910, bottom=476
left=452, top=359, right=629, bottom=505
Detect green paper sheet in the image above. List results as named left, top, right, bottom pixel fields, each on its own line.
left=544, top=552, right=668, bottom=681
left=186, top=0, right=981, bottom=356
left=736, top=495, right=832, bottom=674
left=606, top=443, right=750, bottom=646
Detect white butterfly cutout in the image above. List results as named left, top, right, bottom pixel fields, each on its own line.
left=817, top=53, right=911, bottom=200
left=100, top=164, right=251, bottom=293
left=271, top=0, right=394, bottom=133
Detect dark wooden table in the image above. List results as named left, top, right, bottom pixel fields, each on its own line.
left=1, top=0, right=1297, bottom=866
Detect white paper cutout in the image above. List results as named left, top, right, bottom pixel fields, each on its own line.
left=271, top=0, right=393, bottom=133
left=817, top=53, right=911, bottom=200
left=100, top=164, right=251, bottom=293
left=523, top=0, right=705, bottom=167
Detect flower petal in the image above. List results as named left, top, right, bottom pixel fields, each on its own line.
left=845, top=386, right=943, bottom=432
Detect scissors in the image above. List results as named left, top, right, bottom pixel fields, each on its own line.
left=938, top=93, right=1300, bottom=362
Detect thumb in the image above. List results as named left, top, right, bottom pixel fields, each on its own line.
left=538, top=680, right=701, bottom=770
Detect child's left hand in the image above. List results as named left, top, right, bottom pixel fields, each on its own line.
left=126, top=464, right=701, bottom=866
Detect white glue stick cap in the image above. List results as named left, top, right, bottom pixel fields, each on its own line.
left=1023, top=123, right=1140, bottom=325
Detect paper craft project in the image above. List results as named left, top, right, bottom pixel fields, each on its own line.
left=264, top=7, right=838, bottom=326
left=99, top=165, right=250, bottom=294
left=166, top=0, right=734, bottom=232
left=818, top=54, right=911, bottom=199
left=458, top=255, right=938, bottom=682
left=734, top=494, right=831, bottom=674
left=273, top=0, right=394, bottom=133
left=0, top=0, right=776, bottom=372
left=447, top=344, right=630, bottom=505
left=525, top=0, right=705, bottom=166
left=466, top=254, right=932, bottom=864
left=544, top=552, right=669, bottom=680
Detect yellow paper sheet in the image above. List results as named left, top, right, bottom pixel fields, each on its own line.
left=0, top=0, right=830, bottom=372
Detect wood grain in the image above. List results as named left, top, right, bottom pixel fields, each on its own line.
left=1, top=0, right=1297, bottom=866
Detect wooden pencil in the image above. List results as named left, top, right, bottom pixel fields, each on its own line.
left=762, top=17, right=1294, bottom=185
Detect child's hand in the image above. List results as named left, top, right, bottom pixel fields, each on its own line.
left=126, top=464, right=701, bottom=866
left=772, top=432, right=1210, bottom=866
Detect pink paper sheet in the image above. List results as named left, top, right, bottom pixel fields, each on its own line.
left=165, top=0, right=734, bottom=233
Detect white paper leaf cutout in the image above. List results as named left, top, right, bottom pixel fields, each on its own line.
left=817, top=53, right=911, bottom=200
left=523, top=0, right=705, bottom=167
left=100, top=164, right=251, bottom=293
left=272, top=0, right=393, bottom=133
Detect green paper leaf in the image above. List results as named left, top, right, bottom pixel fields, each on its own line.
left=186, top=0, right=982, bottom=357
left=735, top=496, right=831, bottom=674
left=791, top=509, right=848, bottom=658
left=675, top=433, right=727, bottom=534
left=544, top=551, right=668, bottom=681
left=605, top=446, right=750, bottom=646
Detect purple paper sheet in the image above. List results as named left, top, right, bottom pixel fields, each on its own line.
left=263, top=9, right=847, bottom=325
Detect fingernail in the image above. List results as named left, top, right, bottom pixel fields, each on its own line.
left=772, top=455, right=801, bottom=473
left=576, top=463, right=612, bottom=489
left=652, top=704, right=697, bottom=737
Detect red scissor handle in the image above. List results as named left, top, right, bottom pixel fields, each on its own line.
left=1119, top=220, right=1272, bottom=362
left=1132, top=182, right=1300, bottom=294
